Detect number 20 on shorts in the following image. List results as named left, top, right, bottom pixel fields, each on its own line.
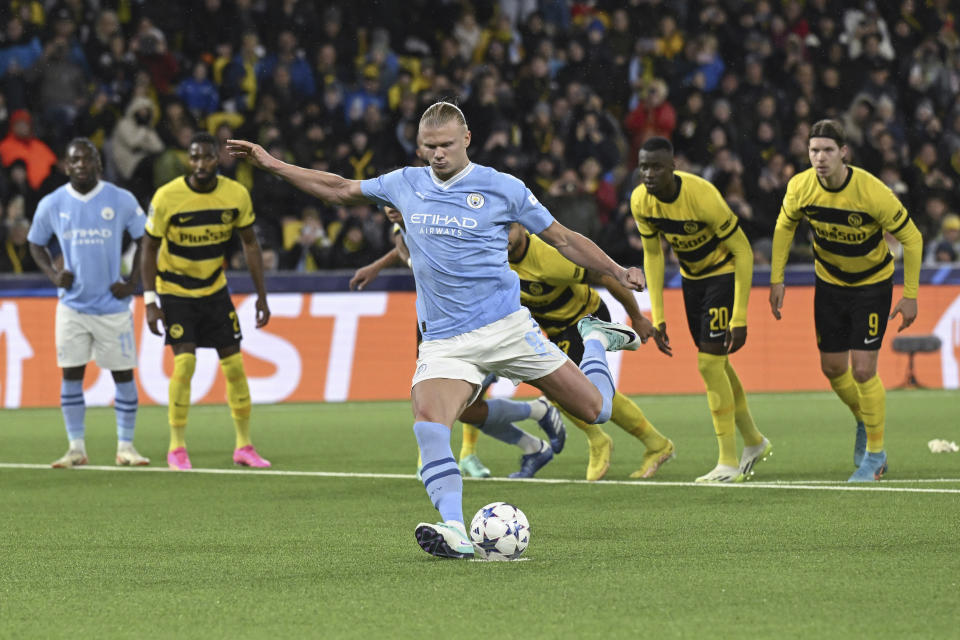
left=708, top=307, right=729, bottom=331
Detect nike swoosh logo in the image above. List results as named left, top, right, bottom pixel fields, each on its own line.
left=864, top=336, right=881, bottom=344
left=709, top=331, right=725, bottom=338
left=181, top=215, right=193, bottom=223
left=415, top=192, right=426, bottom=200
left=59, top=212, right=70, bottom=218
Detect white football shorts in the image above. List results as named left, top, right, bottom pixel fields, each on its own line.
left=55, top=302, right=137, bottom=370
left=412, top=308, right=568, bottom=403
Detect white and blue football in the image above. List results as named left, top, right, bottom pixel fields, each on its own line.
left=469, top=502, right=530, bottom=561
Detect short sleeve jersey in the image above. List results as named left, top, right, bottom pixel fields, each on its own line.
left=145, top=175, right=254, bottom=298
left=509, top=232, right=601, bottom=336
left=28, top=181, right=145, bottom=315
left=361, top=162, right=554, bottom=340
left=630, top=171, right=740, bottom=280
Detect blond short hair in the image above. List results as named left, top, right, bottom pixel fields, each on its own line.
left=419, top=101, right=467, bottom=130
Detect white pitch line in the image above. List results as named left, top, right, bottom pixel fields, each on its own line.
left=2, top=462, right=960, bottom=494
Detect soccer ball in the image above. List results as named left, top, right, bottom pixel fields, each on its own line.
left=469, top=502, right=530, bottom=561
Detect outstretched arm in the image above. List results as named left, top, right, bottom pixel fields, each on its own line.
left=226, top=139, right=370, bottom=205
left=537, top=221, right=645, bottom=291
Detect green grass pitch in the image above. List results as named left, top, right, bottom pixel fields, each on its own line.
left=2, top=390, right=959, bottom=639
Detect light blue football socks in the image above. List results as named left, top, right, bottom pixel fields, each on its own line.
left=114, top=380, right=138, bottom=443
left=413, top=421, right=464, bottom=524
left=61, top=378, right=85, bottom=442
left=580, top=340, right=614, bottom=423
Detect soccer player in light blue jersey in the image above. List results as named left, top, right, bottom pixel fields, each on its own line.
left=28, top=138, right=149, bottom=468
left=227, top=102, right=651, bottom=559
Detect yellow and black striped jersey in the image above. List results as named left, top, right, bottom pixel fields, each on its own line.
left=772, top=166, right=922, bottom=295
left=630, top=171, right=740, bottom=280
left=145, top=175, right=254, bottom=298
left=509, top=232, right=601, bottom=336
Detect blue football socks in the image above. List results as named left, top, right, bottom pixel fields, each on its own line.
left=61, top=378, right=85, bottom=441
left=413, top=421, right=463, bottom=524
left=479, top=399, right=541, bottom=454
left=114, top=380, right=138, bottom=443
left=580, top=339, right=614, bottom=423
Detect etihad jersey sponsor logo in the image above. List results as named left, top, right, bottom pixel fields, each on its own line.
left=409, top=212, right=478, bottom=237
left=409, top=213, right=478, bottom=228
left=61, top=227, right=113, bottom=243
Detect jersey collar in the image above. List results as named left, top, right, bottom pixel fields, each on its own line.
left=430, top=162, right=475, bottom=190
left=66, top=180, right=104, bottom=202
left=816, top=165, right=853, bottom=193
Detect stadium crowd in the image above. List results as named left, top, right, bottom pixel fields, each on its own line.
left=0, top=0, right=958, bottom=275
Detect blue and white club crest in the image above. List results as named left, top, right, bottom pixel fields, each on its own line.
left=466, top=193, right=485, bottom=209
left=101, top=207, right=115, bottom=221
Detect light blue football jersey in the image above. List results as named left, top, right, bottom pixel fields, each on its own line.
left=362, top=163, right=555, bottom=340
left=28, top=181, right=145, bottom=315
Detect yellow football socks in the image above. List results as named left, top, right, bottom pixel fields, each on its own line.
left=168, top=352, right=195, bottom=451
left=724, top=360, right=764, bottom=447
left=828, top=368, right=865, bottom=423
left=697, top=352, right=737, bottom=467
left=460, top=423, right=480, bottom=459
left=610, top=391, right=668, bottom=451
left=220, top=352, right=253, bottom=449
left=856, top=374, right=886, bottom=452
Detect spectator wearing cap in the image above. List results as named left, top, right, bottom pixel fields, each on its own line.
left=859, top=57, right=898, bottom=108
left=0, top=109, right=56, bottom=191
left=343, top=67, right=385, bottom=125
left=44, top=6, right=90, bottom=72
left=925, top=213, right=960, bottom=265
